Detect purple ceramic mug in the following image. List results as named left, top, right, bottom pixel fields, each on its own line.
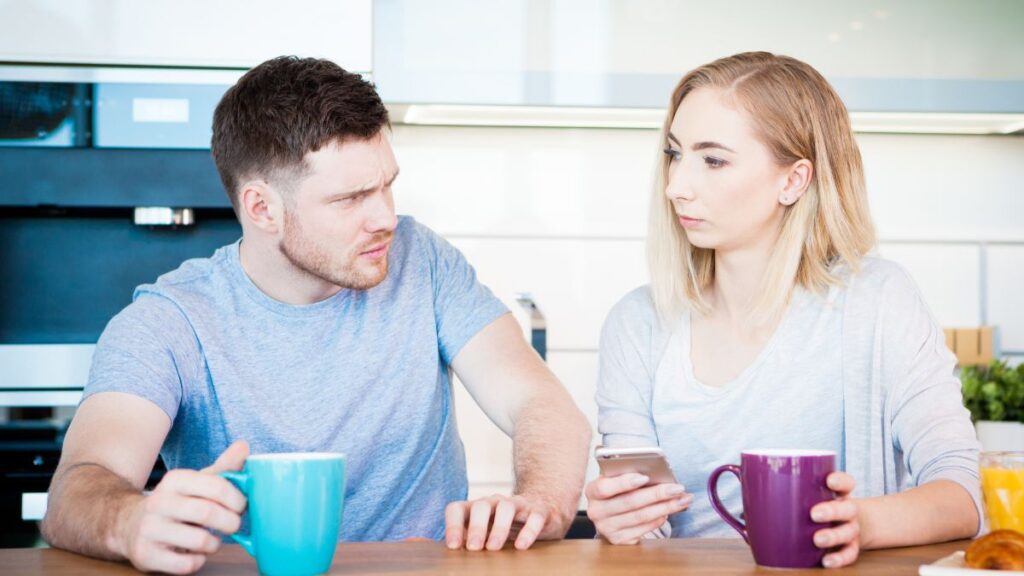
left=707, top=449, right=836, bottom=569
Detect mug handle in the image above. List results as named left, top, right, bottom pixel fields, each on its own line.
left=220, top=471, right=256, bottom=557
left=707, top=464, right=748, bottom=543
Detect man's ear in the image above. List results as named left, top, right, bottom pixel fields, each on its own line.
left=779, top=158, right=813, bottom=206
left=238, top=180, right=284, bottom=234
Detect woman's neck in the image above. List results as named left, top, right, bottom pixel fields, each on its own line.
left=708, top=231, right=778, bottom=325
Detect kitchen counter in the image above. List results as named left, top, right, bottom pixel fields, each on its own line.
left=0, top=537, right=970, bottom=575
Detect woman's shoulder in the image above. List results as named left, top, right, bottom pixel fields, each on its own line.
left=832, top=254, right=923, bottom=305
left=605, top=285, right=674, bottom=334
left=609, top=285, right=657, bottom=318
left=601, top=285, right=679, bottom=352
left=602, top=286, right=656, bottom=339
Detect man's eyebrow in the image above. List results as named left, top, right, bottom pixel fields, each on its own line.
left=333, top=169, right=401, bottom=198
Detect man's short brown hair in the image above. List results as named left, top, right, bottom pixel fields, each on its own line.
left=211, top=56, right=390, bottom=211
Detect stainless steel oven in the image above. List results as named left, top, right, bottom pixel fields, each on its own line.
left=0, top=64, right=245, bottom=544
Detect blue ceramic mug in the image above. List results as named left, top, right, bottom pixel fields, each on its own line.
left=221, top=453, right=345, bottom=576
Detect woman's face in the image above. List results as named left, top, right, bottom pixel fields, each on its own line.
left=664, top=87, right=799, bottom=253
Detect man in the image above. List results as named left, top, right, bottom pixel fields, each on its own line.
left=41, top=56, right=591, bottom=575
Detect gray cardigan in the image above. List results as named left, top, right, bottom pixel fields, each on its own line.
left=596, top=257, right=983, bottom=535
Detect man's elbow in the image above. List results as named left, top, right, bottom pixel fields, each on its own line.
left=39, top=494, right=63, bottom=549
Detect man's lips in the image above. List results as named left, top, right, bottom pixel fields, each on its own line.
left=360, top=240, right=391, bottom=257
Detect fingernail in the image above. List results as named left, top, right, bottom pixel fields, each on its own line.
left=666, top=484, right=685, bottom=496
left=468, top=537, right=482, bottom=549
left=678, top=495, right=693, bottom=506
left=633, top=475, right=650, bottom=487
left=823, top=556, right=837, bottom=568
left=815, top=533, right=831, bottom=547
left=811, top=509, right=826, bottom=522
left=446, top=539, right=458, bottom=549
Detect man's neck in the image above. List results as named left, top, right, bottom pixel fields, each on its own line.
left=237, top=235, right=341, bottom=305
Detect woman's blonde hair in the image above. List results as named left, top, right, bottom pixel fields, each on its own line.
left=647, top=51, right=875, bottom=323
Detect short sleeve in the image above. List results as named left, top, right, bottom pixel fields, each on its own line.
left=416, top=223, right=508, bottom=364
left=596, top=288, right=661, bottom=448
left=82, top=293, right=201, bottom=423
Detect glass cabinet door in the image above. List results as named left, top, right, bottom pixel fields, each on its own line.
left=374, top=0, right=1024, bottom=112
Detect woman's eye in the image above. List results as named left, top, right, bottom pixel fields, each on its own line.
left=703, top=156, right=726, bottom=168
left=663, top=147, right=682, bottom=162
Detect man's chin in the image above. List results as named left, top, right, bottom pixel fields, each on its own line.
left=342, top=262, right=389, bottom=290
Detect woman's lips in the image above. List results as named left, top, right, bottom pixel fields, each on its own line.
left=678, top=215, right=705, bottom=229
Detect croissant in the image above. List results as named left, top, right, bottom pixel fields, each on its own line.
left=965, top=530, right=1024, bottom=570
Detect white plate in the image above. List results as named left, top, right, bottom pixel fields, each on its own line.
left=920, top=551, right=1024, bottom=575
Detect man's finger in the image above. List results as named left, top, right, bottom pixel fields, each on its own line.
left=202, top=440, right=250, bottom=474
left=465, top=499, right=494, bottom=551
left=151, top=519, right=222, bottom=555
left=165, top=472, right=247, bottom=514
left=131, top=545, right=207, bottom=576
left=157, top=495, right=242, bottom=535
left=513, top=509, right=548, bottom=550
left=444, top=502, right=468, bottom=550
left=485, top=499, right=518, bottom=551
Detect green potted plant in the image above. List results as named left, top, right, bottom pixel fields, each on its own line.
left=961, top=359, right=1024, bottom=451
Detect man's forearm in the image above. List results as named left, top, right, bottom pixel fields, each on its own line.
left=858, top=479, right=979, bottom=549
left=512, top=393, right=592, bottom=535
left=41, top=463, right=144, bottom=561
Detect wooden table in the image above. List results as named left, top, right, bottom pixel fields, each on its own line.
left=0, top=538, right=969, bottom=575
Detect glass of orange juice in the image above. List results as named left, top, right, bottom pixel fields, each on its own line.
left=980, top=452, right=1024, bottom=531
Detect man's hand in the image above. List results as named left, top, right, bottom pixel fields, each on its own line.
left=444, top=494, right=563, bottom=551
left=117, top=441, right=249, bottom=574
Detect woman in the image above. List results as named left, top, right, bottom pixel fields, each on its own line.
left=585, top=52, right=981, bottom=568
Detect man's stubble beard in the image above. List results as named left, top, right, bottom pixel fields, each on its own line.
left=279, top=211, right=390, bottom=291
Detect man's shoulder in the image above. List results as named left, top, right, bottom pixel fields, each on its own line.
left=394, top=215, right=442, bottom=251
left=135, top=243, right=236, bottom=302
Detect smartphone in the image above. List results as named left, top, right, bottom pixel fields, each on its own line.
left=594, top=446, right=678, bottom=487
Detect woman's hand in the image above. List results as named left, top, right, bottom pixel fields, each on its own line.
left=810, top=472, right=860, bottom=568
left=585, top=474, right=692, bottom=545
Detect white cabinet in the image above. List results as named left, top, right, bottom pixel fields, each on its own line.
left=374, top=0, right=1024, bottom=112
left=0, top=0, right=372, bottom=71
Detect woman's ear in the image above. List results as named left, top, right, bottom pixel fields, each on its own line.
left=779, top=159, right=813, bottom=206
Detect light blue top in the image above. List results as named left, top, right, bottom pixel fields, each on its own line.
left=82, top=216, right=508, bottom=541
left=597, top=257, right=983, bottom=537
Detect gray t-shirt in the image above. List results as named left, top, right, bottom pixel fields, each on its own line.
left=82, top=216, right=508, bottom=541
left=597, top=257, right=982, bottom=537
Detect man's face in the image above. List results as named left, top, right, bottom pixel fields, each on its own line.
left=279, top=132, right=399, bottom=290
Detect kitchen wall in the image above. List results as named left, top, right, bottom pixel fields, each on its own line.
left=389, top=124, right=1024, bottom=497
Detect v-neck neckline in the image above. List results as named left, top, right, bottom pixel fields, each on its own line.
left=679, top=288, right=805, bottom=395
